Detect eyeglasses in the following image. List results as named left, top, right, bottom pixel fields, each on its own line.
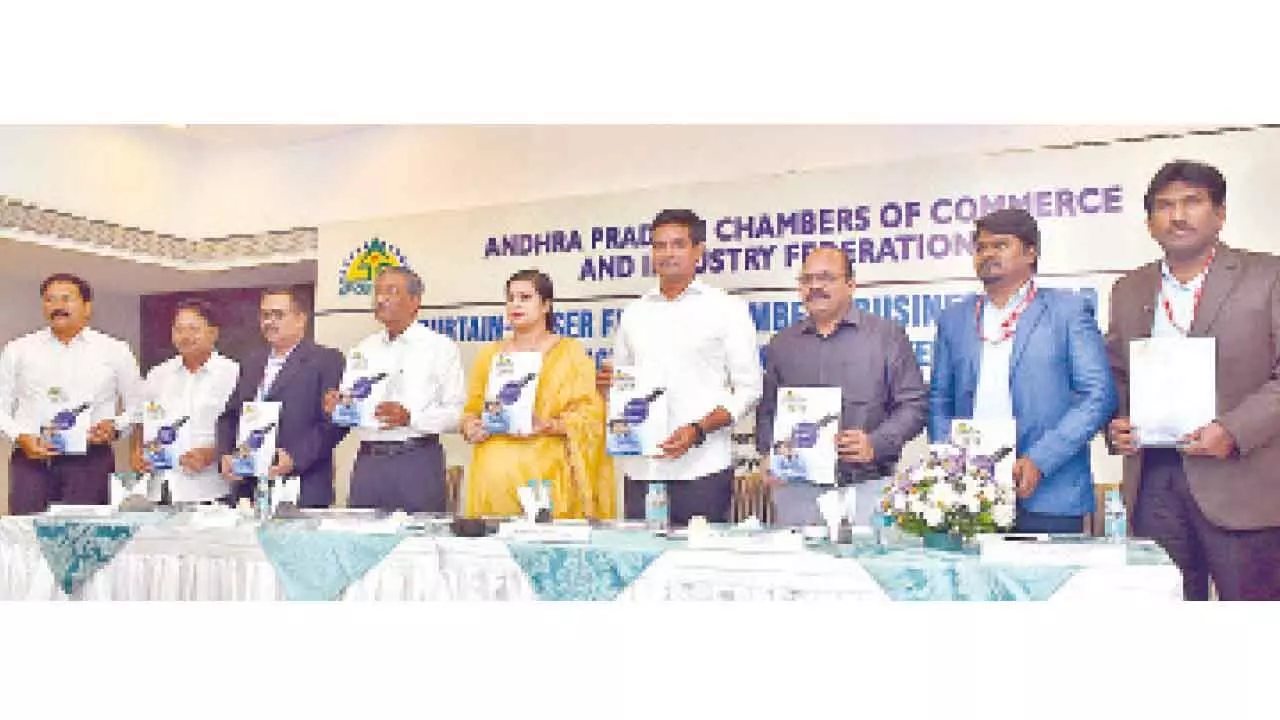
left=797, top=272, right=847, bottom=286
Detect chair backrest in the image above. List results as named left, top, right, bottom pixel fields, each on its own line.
left=732, top=471, right=772, bottom=524
left=445, top=465, right=463, bottom=515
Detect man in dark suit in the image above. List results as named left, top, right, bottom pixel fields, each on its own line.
left=1106, top=159, right=1280, bottom=600
left=217, top=286, right=345, bottom=508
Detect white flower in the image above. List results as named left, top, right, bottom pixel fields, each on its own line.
left=964, top=495, right=981, bottom=514
left=893, top=492, right=908, bottom=512
left=932, top=480, right=957, bottom=509
left=922, top=505, right=945, bottom=528
left=991, top=503, right=1016, bottom=528
left=907, top=493, right=925, bottom=514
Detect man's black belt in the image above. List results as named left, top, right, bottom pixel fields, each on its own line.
left=358, top=435, right=439, bottom=457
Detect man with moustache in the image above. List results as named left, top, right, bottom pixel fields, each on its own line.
left=323, top=266, right=465, bottom=513
left=930, top=208, right=1116, bottom=533
left=130, top=298, right=240, bottom=504
left=217, top=286, right=345, bottom=508
left=756, top=247, right=928, bottom=526
left=1106, top=160, right=1280, bottom=600
left=597, top=208, right=763, bottom=526
left=0, top=273, right=143, bottom=513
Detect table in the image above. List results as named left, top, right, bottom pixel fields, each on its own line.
left=0, top=514, right=1183, bottom=602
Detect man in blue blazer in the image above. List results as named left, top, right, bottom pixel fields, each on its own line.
left=217, top=287, right=346, bottom=508
left=929, top=208, right=1117, bottom=533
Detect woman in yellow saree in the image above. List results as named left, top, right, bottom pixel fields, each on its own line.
left=460, top=269, right=615, bottom=519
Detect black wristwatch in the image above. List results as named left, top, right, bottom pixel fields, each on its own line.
left=687, top=423, right=707, bottom=447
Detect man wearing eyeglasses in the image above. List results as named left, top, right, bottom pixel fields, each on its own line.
left=756, top=247, right=928, bottom=527
left=216, top=286, right=345, bottom=508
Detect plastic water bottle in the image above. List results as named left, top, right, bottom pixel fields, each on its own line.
left=870, top=507, right=892, bottom=548
left=645, top=482, right=669, bottom=533
left=1104, top=488, right=1127, bottom=542
left=255, top=476, right=272, bottom=521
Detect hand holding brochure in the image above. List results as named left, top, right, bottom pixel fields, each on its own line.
left=231, top=401, right=281, bottom=477
left=769, top=387, right=841, bottom=485
left=482, top=352, right=542, bottom=435
left=606, top=367, right=667, bottom=457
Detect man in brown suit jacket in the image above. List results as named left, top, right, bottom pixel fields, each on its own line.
left=1106, top=159, right=1280, bottom=601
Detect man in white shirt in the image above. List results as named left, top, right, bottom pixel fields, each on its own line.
left=0, top=273, right=143, bottom=514
left=597, top=209, right=763, bottom=526
left=130, top=298, right=240, bottom=504
left=323, top=266, right=465, bottom=513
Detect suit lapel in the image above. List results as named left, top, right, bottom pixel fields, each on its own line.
left=1010, top=292, right=1048, bottom=372
left=264, top=341, right=310, bottom=402
left=960, top=296, right=981, bottom=391
left=1190, top=244, right=1242, bottom=337
left=1130, top=264, right=1160, bottom=339
left=240, top=349, right=268, bottom=403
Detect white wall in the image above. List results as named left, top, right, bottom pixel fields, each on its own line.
left=1, top=124, right=1221, bottom=238
left=0, top=283, right=140, bottom=514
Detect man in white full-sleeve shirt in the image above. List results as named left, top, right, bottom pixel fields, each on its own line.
left=130, top=298, right=240, bottom=504
left=0, top=273, right=143, bottom=514
left=597, top=209, right=764, bottom=526
left=324, top=266, right=465, bottom=513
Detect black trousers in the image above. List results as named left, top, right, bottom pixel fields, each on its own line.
left=622, top=466, right=734, bottom=527
left=1134, top=448, right=1280, bottom=601
left=9, top=445, right=116, bottom=514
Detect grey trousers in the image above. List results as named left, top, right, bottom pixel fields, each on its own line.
left=348, top=439, right=446, bottom=513
left=771, top=477, right=889, bottom=527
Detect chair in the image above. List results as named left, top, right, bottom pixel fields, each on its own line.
left=732, top=471, right=773, bottom=524
left=445, top=465, right=463, bottom=515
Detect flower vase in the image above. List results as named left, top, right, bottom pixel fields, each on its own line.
left=921, top=530, right=966, bottom=552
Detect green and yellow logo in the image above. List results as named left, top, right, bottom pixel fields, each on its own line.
left=338, top=238, right=410, bottom=296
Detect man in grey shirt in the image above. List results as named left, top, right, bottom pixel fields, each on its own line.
left=756, top=247, right=928, bottom=526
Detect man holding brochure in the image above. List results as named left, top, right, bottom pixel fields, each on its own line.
left=131, top=299, right=240, bottom=504
left=325, top=266, right=465, bottom=513
left=218, top=286, right=345, bottom=508
left=930, top=208, right=1116, bottom=534
left=1106, top=160, right=1280, bottom=600
left=0, top=273, right=143, bottom=514
left=756, top=247, right=927, bottom=527
left=598, top=209, right=763, bottom=526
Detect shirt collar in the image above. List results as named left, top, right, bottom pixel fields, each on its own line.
left=42, top=326, right=90, bottom=346
left=1159, top=258, right=1210, bottom=291
left=380, top=322, right=420, bottom=344
left=642, top=278, right=707, bottom=302
left=986, top=277, right=1035, bottom=311
left=800, top=302, right=861, bottom=335
left=269, top=342, right=299, bottom=363
left=178, top=350, right=223, bottom=376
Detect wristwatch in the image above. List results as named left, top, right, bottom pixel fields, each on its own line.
left=686, top=423, right=707, bottom=447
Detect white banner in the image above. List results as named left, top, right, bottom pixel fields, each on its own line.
left=315, top=128, right=1280, bottom=504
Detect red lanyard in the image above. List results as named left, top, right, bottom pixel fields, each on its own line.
left=1159, top=248, right=1215, bottom=336
left=975, top=282, right=1037, bottom=345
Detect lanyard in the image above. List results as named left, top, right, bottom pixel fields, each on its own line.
left=1160, top=248, right=1216, bottom=336
left=976, top=282, right=1037, bottom=345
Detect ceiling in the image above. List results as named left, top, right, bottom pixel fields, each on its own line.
left=146, top=124, right=374, bottom=150
left=0, top=235, right=316, bottom=294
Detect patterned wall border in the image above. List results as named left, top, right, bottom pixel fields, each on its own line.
left=0, top=195, right=317, bottom=267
